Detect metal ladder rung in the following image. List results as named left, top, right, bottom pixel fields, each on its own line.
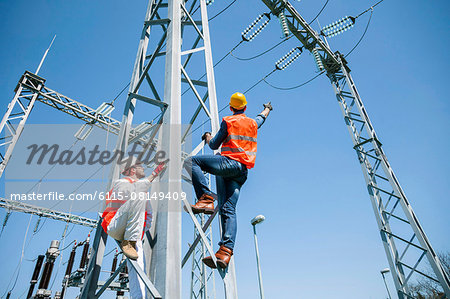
left=115, top=240, right=162, bottom=299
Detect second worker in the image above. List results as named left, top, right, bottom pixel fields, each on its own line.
left=184, top=92, right=272, bottom=269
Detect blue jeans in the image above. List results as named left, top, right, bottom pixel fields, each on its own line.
left=183, top=154, right=248, bottom=250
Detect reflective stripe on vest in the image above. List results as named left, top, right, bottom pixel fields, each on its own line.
left=224, top=134, right=257, bottom=143
left=221, top=146, right=257, bottom=156
left=221, top=114, right=257, bottom=169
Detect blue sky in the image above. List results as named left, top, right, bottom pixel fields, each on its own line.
left=1, top=0, right=449, bottom=298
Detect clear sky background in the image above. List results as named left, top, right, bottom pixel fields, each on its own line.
left=0, top=0, right=449, bottom=298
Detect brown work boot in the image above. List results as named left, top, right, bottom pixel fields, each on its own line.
left=202, top=245, right=233, bottom=269
left=121, top=240, right=138, bottom=260
left=202, top=255, right=217, bottom=269
left=190, top=194, right=215, bottom=214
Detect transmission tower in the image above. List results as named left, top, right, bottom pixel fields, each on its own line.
left=0, top=70, right=153, bottom=180
left=80, top=0, right=238, bottom=298
left=1, top=1, right=237, bottom=297
left=0, top=72, right=45, bottom=178
left=260, top=0, right=449, bottom=297
left=189, top=173, right=216, bottom=299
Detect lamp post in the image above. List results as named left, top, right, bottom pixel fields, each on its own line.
left=380, top=268, right=392, bottom=299
left=251, top=215, right=265, bottom=299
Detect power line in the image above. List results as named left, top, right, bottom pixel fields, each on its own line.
left=188, top=67, right=277, bottom=137
left=110, top=0, right=205, bottom=103
left=188, top=47, right=306, bottom=135
left=345, top=9, right=373, bottom=58
left=181, top=40, right=244, bottom=97
left=320, top=0, right=385, bottom=38
left=309, top=0, right=330, bottom=24
left=183, top=10, right=275, bottom=95
left=213, top=41, right=244, bottom=69
left=104, top=247, right=117, bottom=258
left=65, top=222, right=77, bottom=237
left=189, top=47, right=314, bottom=136
left=2, top=160, right=105, bottom=295
left=2, top=215, right=33, bottom=297
left=111, top=82, right=131, bottom=105
left=209, top=0, right=238, bottom=21
left=230, top=35, right=292, bottom=61
left=50, top=223, right=72, bottom=289
left=114, top=1, right=239, bottom=103
left=263, top=70, right=325, bottom=90
left=243, top=69, right=277, bottom=94
left=24, top=139, right=79, bottom=195
left=59, top=238, right=76, bottom=252
left=24, top=164, right=105, bottom=238
left=356, top=0, right=385, bottom=19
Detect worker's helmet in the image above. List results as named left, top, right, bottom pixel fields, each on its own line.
left=229, top=92, right=247, bottom=110
left=119, top=155, right=141, bottom=175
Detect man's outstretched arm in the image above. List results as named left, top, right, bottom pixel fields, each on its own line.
left=146, top=163, right=166, bottom=182
left=255, top=102, right=273, bottom=128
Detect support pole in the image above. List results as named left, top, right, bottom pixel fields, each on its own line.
left=27, top=255, right=45, bottom=299
left=36, top=240, right=60, bottom=298
left=151, top=0, right=182, bottom=297
left=79, top=235, right=90, bottom=271
left=252, top=225, right=265, bottom=299
left=60, top=243, right=77, bottom=299
left=80, top=221, right=107, bottom=299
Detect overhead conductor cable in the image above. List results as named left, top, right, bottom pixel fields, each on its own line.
left=182, top=11, right=272, bottom=96
left=320, top=0, right=385, bottom=38
left=244, top=47, right=303, bottom=94
left=190, top=46, right=304, bottom=136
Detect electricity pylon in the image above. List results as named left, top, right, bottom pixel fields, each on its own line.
left=261, top=0, right=450, bottom=297
left=80, top=0, right=237, bottom=298
left=189, top=173, right=216, bottom=299
left=0, top=0, right=234, bottom=297
left=0, top=72, right=45, bottom=178
left=0, top=71, right=144, bottom=179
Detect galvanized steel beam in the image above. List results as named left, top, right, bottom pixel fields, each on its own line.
left=0, top=197, right=97, bottom=228
left=260, top=0, right=450, bottom=296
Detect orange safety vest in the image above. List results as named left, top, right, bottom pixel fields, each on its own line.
left=221, top=113, right=258, bottom=169
left=101, top=177, right=152, bottom=239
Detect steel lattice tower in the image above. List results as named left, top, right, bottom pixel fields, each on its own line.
left=260, top=0, right=450, bottom=298
left=3, top=0, right=447, bottom=298
left=0, top=1, right=237, bottom=298
left=190, top=213, right=216, bottom=299
left=78, top=0, right=238, bottom=298
left=189, top=173, right=216, bottom=299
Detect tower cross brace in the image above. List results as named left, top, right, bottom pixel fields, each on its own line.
left=260, top=0, right=450, bottom=297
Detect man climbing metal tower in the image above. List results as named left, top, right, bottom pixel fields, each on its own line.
left=184, top=92, right=273, bottom=269
left=101, top=156, right=165, bottom=298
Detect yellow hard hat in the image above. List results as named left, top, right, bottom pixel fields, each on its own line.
left=229, top=92, right=247, bottom=109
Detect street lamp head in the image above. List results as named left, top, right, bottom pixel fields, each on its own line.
left=251, top=215, right=265, bottom=226
left=381, top=268, right=390, bottom=274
